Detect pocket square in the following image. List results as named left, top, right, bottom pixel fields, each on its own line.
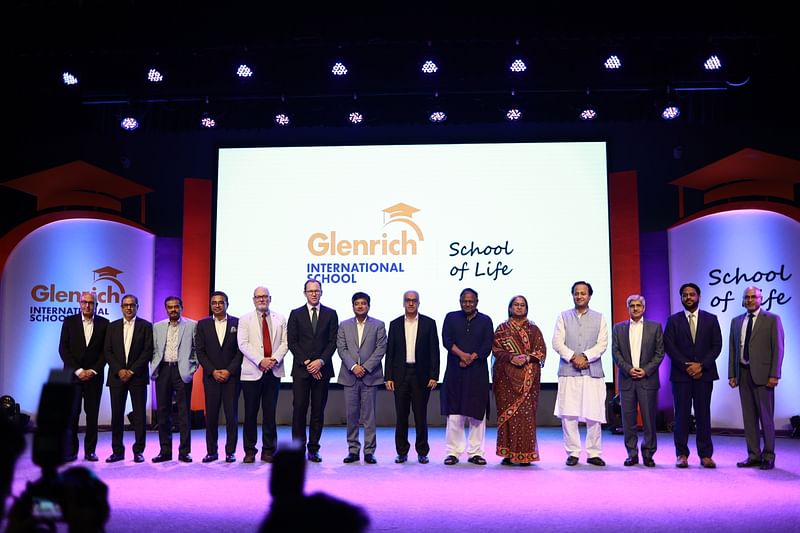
left=230, top=326, right=237, bottom=333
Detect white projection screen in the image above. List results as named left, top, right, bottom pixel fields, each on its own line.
left=215, top=142, right=612, bottom=383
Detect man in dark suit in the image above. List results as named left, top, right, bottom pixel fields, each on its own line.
left=384, top=290, right=440, bottom=464
left=104, top=294, right=153, bottom=463
left=58, top=291, right=109, bottom=462
left=728, top=286, right=785, bottom=470
left=664, top=282, right=722, bottom=469
left=196, top=291, right=243, bottom=463
left=287, top=280, right=339, bottom=462
left=611, top=294, right=665, bottom=467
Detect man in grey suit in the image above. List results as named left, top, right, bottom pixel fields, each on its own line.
left=337, top=292, right=387, bottom=464
left=728, top=286, right=785, bottom=470
left=151, top=296, right=198, bottom=463
left=611, top=294, right=665, bottom=467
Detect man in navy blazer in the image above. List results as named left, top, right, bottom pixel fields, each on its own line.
left=151, top=296, right=198, bottom=463
left=664, top=282, right=722, bottom=469
left=611, top=294, right=665, bottom=467
left=196, top=291, right=243, bottom=463
left=384, top=290, right=440, bottom=464
left=58, top=291, right=109, bottom=462
left=337, top=291, right=387, bottom=464
left=104, top=294, right=153, bottom=463
left=287, top=280, right=339, bottom=462
left=728, top=286, right=785, bottom=470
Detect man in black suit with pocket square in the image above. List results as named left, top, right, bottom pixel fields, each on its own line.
left=287, top=280, right=339, bottom=463
left=58, top=291, right=109, bottom=462
left=104, top=294, right=153, bottom=463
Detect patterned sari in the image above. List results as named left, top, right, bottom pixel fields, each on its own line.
left=492, top=319, right=546, bottom=463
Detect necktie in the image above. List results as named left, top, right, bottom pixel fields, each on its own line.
left=311, top=307, right=318, bottom=334
left=262, top=313, right=272, bottom=357
left=688, top=313, right=697, bottom=342
left=743, top=313, right=754, bottom=364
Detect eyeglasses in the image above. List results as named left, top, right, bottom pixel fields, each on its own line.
left=210, top=301, right=227, bottom=306
left=254, top=295, right=270, bottom=301
left=121, top=303, right=137, bottom=308
left=404, top=298, right=419, bottom=303
left=79, top=300, right=96, bottom=305
left=305, top=290, right=321, bottom=295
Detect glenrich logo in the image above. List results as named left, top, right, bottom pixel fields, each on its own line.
left=307, top=202, right=425, bottom=256
left=31, top=266, right=126, bottom=304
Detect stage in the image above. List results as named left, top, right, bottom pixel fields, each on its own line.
left=8, top=426, right=800, bottom=532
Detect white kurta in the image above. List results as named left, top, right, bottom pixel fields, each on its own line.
left=554, top=375, right=607, bottom=423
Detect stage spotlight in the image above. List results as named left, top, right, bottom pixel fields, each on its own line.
left=274, top=113, right=291, bottom=126
left=429, top=111, right=447, bottom=123
left=509, top=59, right=527, bottom=73
left=236, top=64, right=254, bottom=78
left=421, top=60, right=438, bottom=74
left=603, top=54, right=622, bottom=70
left=200, top=113, right=217, bottom=129
left=703, top=54, right=723, bottom=71
left=579, top=105, right=597, bottom=121
left=331, top=62, right=348, bottom=76
left=62, top=71, right=79, bottom=86
left=661, top=103, right=681, bottom=120
left=348, top=111, right=363, bottom=125
left=791, top=415, right=800, bottom=438
left=147, top=68, right=164, bottom=82
left=505, top=108, right=522, bottom=121
left=120, top=116, right=139, bottom=131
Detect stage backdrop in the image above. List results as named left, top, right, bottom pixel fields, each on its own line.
left=0, top=217, right=155, bottom=424
left=668, top=208, right=799, bottom=430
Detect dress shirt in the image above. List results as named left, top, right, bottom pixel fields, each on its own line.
left=123, top=318, right=135, bottom=362
left=82, top=316, right=94, bottom=347
left=740, top=308, right=760, bottom=363
left=404, top=314, right=419, bottom=363
left=628, top=318, right=643, bottom=368
left=164, top=319, right=180, bottom=362
left=214, top=315, right=228, bottom=345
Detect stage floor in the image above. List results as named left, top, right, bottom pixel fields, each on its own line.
left=7, top=426, right=800, bottom=532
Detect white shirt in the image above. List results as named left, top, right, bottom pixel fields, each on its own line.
left=628, top=319, right=643, bottom=368
left=214, top=315, right=228, bottom=346
left=82, top=316, right=94, bottom=347
left=740, top=308, right=760, bottom=362
left=404, top=314, right=419, bottom=364
left=123, top=318, right=135, bottom=362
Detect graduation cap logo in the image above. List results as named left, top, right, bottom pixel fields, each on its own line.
left=93, top=266, right=126, bottom=293
left=382, top=203, right=424, bottom=240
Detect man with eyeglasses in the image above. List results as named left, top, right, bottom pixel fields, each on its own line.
left=237, top=286, right=288, bottom=463
left=384, top=290, right=440, bottom=464
left=287, top=279, right=338, bottom=462
left=58, top=291, right=109, bottom=462
left=104, top=294, right=153, bottom=463
left=196, top=291, right=244, bottom=463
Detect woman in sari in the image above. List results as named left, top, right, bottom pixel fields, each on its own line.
left=492, top=295, right=546, bottom=465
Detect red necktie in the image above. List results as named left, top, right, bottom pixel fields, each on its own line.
left=262, top=313, right=272, bottom=357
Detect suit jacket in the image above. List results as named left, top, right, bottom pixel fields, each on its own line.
left=59, top=313, right=109, bottom=375
left=384, top=313, right=440, bottom=386
left=611, top=319, right=665, bottom=390
left=104, top=317, right=154, bottom=387
left=288, top=304, right=339, bottom=380
left=237, top=309, right=289, bottom=380
left=664, top=309, right=722, bottom=382
left=152, top=318, right=198, bottom=383
left=728, top=309, right=785, bottom=385
left=196, top=315, right=244, bottom=378
left=336, top=316, right=387, bottom=387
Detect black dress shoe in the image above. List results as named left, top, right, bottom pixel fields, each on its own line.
left=178, top=454, right=193, bottom=463
left=202, top=453, right=218, bottom=463
left=364, top=454, right=377, bottom=464
left=261, top=453, right=274, bottom=463
left=417, top=455, right=429, bottom=464
left=643, top=458, right=656, bottom=468
left=307, top=452, right=322, bottom=463
left=343, top=453, right=359, bottom=464
left=624, top=456, right=639, bottom=467
left=565, top=455, right=579, bottom=466
left=243, top=453, right=256, bottom=464
left=133, top=453, right=145, bottom=463
left=225, top=454, right=236, bottom=463
left=759, top=459, right=775, bottom=470
left=501, top=458, right=512, bottom=466
left=394, top=454, right=408, bottom=463
left=737, top=458, right=762, bottom=468
left=467, top=455, right=487, bottom=465
left=105, top=454, right=124, bottom=463
left=84, top=453, right=99, bottom=462
left=443, top=455, right=459, bottom=465
left=152, top=453, right=172, bottom=463
left=587, top=457, right=606, bottom=467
